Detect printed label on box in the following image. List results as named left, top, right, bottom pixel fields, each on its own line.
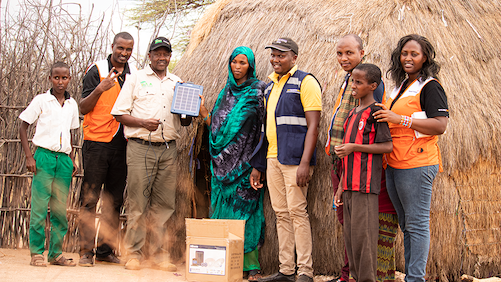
left=189, top=244, right=226, bottom=275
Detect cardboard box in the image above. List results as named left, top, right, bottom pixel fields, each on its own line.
left=186, top=219, right=245, bottom=282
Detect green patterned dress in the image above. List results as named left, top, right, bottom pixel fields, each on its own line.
left=209, top=46, right=266, bottom=271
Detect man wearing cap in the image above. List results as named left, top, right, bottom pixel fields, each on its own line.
left=250, top=38, right=322, bottom=282
left=111, top=36, right=181, bottom=271
left=79, top=31, right=135, bottom=267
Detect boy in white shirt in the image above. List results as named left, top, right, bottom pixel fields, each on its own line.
left=19, top=62, right=80, bottom=267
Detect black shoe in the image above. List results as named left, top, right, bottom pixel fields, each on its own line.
left=258, top=272, right=295, bottom=282
left=95, top=253, right=121, bottom=265
left=296, top=275, right=313, bottom=282
left=79, top=253, right=94, bottom=267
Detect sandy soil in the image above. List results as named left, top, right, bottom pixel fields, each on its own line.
left=0, top=248, right=188, bottom=282
left=0, top=248, right=342, bottom=282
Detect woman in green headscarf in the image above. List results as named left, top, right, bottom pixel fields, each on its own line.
left=199, top=46, right=266, bottom=281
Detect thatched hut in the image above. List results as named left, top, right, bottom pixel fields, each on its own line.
left=168, top=0, right=501, bottom=280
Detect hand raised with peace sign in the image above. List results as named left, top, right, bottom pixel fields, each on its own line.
left=97, top=67, right=122, bottom=93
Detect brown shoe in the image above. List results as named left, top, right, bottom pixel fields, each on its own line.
left=95, top=253, right=121, bottom=265
left=30, top=254, right=47, bottom=267
left=79, top=253, right=94, bottom=267
left=125, top=258, right=141, bottom=270
left=248, top=269, right=263, bottom=282
left=156, top=261, right=177, bottom=272
left=50, top=255, right=76, bottom=267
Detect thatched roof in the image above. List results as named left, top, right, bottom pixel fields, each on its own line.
left=170, top=0, right=501, bottom=280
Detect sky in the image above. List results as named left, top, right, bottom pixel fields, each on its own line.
left=2, top=0, right=202, bottom=62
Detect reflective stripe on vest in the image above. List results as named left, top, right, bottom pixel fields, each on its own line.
left=276, top=116, right=307, bottom=126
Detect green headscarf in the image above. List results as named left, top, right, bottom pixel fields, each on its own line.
left=227, top=46, right=257, bottom=90
left=210, top=46, right=261, bottom=152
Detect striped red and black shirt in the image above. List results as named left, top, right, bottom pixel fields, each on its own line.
left=342, top=103, right=392, bottom=194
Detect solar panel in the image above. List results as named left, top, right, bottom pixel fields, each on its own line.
left=171, top=82, right=202, bottom=117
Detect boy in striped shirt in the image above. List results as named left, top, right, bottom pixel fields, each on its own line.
left=333, top=64, right=392, bottom=282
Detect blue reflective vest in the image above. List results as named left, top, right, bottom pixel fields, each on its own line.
left=264, top=69, right=319, bottom=166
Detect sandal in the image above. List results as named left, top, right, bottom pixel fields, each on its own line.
left=30, top=254, right=47, bottom=267
left=248, top=269, right=262, bottom=282
left=49, top=254, right=76, bottom=266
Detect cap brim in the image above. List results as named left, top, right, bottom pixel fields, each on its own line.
left=150, top=44, right=172, bottom=52
left=265, top=44, right=292, bottom=52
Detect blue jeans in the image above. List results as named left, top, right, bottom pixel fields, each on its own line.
left=385, top=165, right=438, bottom=282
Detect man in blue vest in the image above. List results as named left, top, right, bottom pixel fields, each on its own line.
left=251, top=37, right=322, bottom=282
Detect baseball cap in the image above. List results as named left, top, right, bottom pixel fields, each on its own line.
left=265, top=37, right=298, bottom=55
left=149, top=37, right=172, bottom=52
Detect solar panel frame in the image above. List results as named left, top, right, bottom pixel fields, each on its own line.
left=171, top=82, right=203, bottom=117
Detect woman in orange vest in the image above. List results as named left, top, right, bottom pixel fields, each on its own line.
left=373, top=34, right=449, bottom=282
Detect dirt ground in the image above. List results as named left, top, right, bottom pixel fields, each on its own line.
left=0, top=248, right=189, bottom=282
left=0, top=248, right=339, bottom=282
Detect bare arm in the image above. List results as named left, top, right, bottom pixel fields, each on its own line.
left=80, top=68, right=121, bottom=115
left=296, top=110, right=321, bottom=187
left=70, top=134, right=77, bottom=176
left=406, top=116, right=447, bottom=135
left=373, top=103, right=448, bottom=135
left=19, top=121, right=36, bottom=174
left=334, top=141, right=393, bottom=159
left=114, top=114, right=160, bottom=132
left=199, top=94, right=211, bottom=126
left=333, top=173, right=344, bottom=207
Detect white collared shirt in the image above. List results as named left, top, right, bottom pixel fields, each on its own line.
left=111, top=65, right=182, bottom=142
left=19, top=90, right=80, bottom=154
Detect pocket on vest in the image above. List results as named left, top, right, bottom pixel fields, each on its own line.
left=281, top=92, right=303, bottom=115
left=279, top=131, right=306, bottom=164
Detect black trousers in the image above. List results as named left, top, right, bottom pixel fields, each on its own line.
left=79, top=141, right=127, bottom=257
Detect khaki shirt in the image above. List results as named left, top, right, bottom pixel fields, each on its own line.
left=111, top=65, right=182, bottom=142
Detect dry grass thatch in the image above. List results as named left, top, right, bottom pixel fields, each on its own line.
left=170, top=0, right=501, bottom=280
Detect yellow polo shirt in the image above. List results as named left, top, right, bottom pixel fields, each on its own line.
left=266, top=65, right=322, bottom=158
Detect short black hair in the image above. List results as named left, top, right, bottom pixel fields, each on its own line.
left=354, top=63, right=381, bottom=86
left=50, top=61, right=70, bottom=75
left=113, top=32, right=133, bottom=44
left=341, top=34, right=363, bottom=50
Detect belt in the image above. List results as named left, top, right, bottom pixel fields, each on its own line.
left=129, top=137, right=170, bottom=147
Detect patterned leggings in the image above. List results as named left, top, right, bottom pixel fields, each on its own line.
left=377, top=212, right=399, bottom=282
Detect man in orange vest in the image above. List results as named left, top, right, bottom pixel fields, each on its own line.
left=78, top=32, right=136, bottom=267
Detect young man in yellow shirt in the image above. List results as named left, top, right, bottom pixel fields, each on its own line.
left=251, top=37, right=322, bottom=282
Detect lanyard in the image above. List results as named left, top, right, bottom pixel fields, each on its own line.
left=389, top=79, right=414, bottom=110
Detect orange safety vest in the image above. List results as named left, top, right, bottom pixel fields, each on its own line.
left=384, top=77, right=442, bottom=171
left=82, top=60, right=135, bottom=142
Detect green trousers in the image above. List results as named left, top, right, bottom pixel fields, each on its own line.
left=29, top=147, right=72, bottom=261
